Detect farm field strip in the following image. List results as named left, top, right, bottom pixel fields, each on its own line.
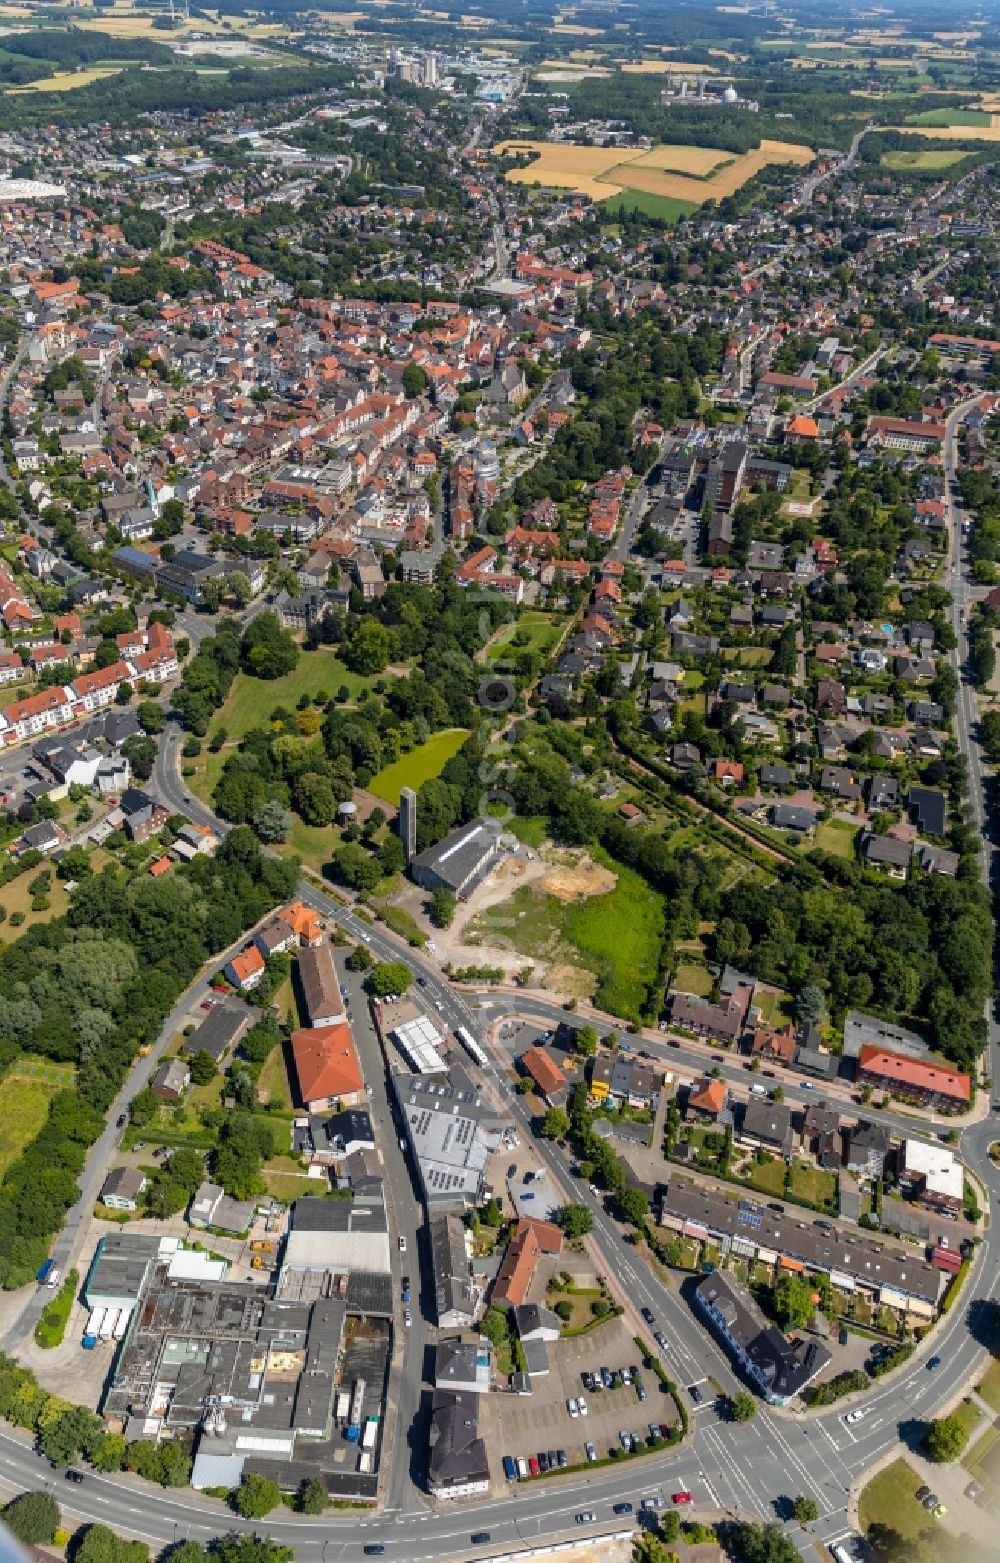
left=494, top=137, right=813, bottom=204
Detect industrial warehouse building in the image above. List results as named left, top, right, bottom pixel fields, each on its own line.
left=409, top=818, right=503, bottom=899
left=86, top=1203, right=392, bottom=1502
left=392, top=1065, right=503, bottom=1213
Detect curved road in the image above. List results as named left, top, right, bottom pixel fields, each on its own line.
left=3, top=508, right=999, bottom=1560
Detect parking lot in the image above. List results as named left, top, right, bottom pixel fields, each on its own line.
left=482, top=1316, right=679, bottom=1485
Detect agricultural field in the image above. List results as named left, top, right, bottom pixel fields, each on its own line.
left=368, top=728, right=470, bottom=807
left=882, top=149, right=969, bottom=169
left=495, top=137, right=813, bottom=206
left=8, top=66, right=122, bottom=92
left=0, top=1058, right=75, bottom=1176
left=905, top=106, right=991, bottom=125
left=898, top=122, right=1000, bottom=142
left=619, top=58, right=721, bottom=74
left=599, top=189, right=697, bottom=222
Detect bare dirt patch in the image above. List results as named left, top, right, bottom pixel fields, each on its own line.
left=540, top=855, right=618, bottom=902
left=545, top=962, right=599, bottom=1000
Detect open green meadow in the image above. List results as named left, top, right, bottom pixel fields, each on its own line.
left=882, top=149, right=968, bottom=169
left=469, top=847, right=664, bottom=1019
left=213, top=652, right=378, bottom=743
left=368, top=728, right=470, bottom=807
left=0, top=1061, right=74, bottom=1176
left=905, top=107, right=990, bottom=125
left=600, top=189, right=697, bottom=222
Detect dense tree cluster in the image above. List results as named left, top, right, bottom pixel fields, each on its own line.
left=0, top=827, right=297, bottom=1286
left=714, top=869, right=990, bottom=1071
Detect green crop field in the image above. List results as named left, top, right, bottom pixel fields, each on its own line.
left=600, top=189, right=697, bottom=222
left=906, top=107, right=990, bottom=125
left=883, top=149, right=969, bottom=169
left=368, top=728, right=470, bottom=806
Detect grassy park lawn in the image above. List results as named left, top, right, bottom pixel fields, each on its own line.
left=0, top=1062, right=75, bottom=1175
left=484, top=612, right=564, bottom=665
left=814, top=819, right=858, bottom=860
left=859, top=1459, right=934, bottom=1546
left=368, top=728, right=470, bottom=806
left=672, top=961, right=714, bottom=996
left=214, top=653, right=377, bottom=743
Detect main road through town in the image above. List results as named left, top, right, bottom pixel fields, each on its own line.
left=2, top=503, right=998, bottom=1561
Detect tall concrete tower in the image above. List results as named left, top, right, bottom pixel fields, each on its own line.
left=399, top=787, right=417, bottom=863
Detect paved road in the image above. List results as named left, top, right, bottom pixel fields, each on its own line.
left=5, top=584, right=998, bottom=1559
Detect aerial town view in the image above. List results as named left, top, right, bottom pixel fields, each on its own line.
left=1, top=2, right=1000, bottom=1563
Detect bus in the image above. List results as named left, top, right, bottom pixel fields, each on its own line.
left=456, top=1026, right=488, bottom=1068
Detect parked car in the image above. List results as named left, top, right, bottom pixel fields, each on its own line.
left=619, top=1429, right=632, bottom=1451
left=641, top=1498, right=663, bottom=1512
left=547, top=1450, right=559, bottom=1471
left=922, top=1493, right=940, bottom=1511
left=917, top=1487, right=932, bottom=1503
left=528, top=1456, right=540, bottom=1477
left=672, top=1491, right=694, bottom=1505
left=601, top=1366, right=614, bottom=1388
left=567, top=1398, right=579, bottom=1417
left=403, top=1310, right=412, bottom=1328
left=577, top=1394, right=588, bottom=1416
left=584, top=1442, right=597, bottom=1463
left=516, top=1457, right=528, bottom=1480
left=537, top=1452, right=549, bottom=1474
left=557, top=1450, right=567, bottom=1469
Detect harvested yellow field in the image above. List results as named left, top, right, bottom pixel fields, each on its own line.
left=620, top=58, right=721, bottom=74
left=628, top=144, right=730, bottom=176
left=8, top=66, right=122, bottom=93
left=616, top=139, right=811, bottom=202
left=897, top=116, right=1000, bottom=142
left=551, top=23, right=603, bottom=36
left=494, top=136, right=812, bottom=205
